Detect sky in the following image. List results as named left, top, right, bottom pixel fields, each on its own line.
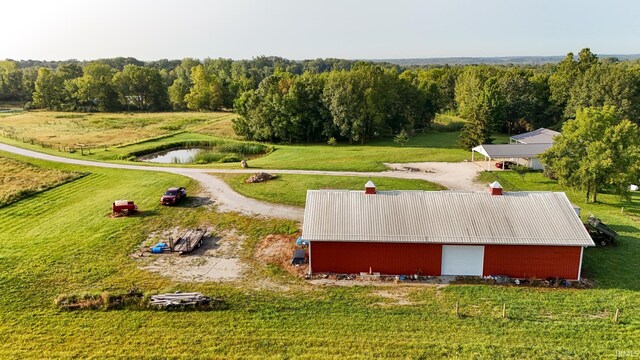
left=2, top=0, right=639, bottom=61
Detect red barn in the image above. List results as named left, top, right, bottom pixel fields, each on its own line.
left=302, top=182, right=594, bottom=280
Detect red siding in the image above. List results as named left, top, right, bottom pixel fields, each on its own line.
left=483, top=245, right=582, bottom=280
left=310, top=241, right=442, bottom=275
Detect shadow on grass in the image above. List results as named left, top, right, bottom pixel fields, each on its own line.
left=136, top=210, right=159, bottom=218
left=173, top=196, right=214, bottom=208
left=583, top=234, right=640, bottom=291
left=611, top=225, right=640, bottom=233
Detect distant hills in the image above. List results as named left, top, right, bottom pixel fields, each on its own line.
left=368, top=54, right=640, bottom=66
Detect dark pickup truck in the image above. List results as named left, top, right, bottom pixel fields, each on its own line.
left=161, top=187, right=187, bottom=206
left=585, top=214, right=618, bottom=246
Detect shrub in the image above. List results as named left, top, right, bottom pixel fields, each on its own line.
left=193, top=151, right=225, bottom=164
left=220, top=154, right=242, bottom=163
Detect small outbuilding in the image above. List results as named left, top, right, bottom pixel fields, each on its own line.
left=302, top=182, right=594, bottom=280
left=472, top=143, right=552, bottom=170
left=510, top=128, right=560, bottom=144
left=472, top=128, right=560, bottom=170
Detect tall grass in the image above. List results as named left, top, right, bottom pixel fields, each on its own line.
left=0, top=156, right=85, bottom=207
left=431, top=113, right=467, bottom=132
left=123, top=140, right=272, bottom=163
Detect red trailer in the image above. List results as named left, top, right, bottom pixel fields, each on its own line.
left=112, top=200, right=138, bottom=216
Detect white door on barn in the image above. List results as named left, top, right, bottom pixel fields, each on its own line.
left=441, top=245, right=484, bottom=276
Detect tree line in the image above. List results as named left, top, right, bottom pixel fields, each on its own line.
left=0, top=57, right=371, bottom=112
left=2, top=49, right=639, bottom=146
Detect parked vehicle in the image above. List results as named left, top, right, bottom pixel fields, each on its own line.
left=585, top=214, right=618, bottom=246
left=161, top=187, right=187, bottom=205
left=495, top=161, right=517, bottom=169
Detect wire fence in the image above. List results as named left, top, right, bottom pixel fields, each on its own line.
left=1, top=130, right=108, bottom=155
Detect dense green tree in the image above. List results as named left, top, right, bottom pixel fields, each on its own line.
left=66, top=63, right=118, bottom=111
left=322, top=66, right=374, bottom=144
left=398, top=69, right=444, bottom=130
left=548, top=52, right=580, bottom=116
left=95, top=57, right=144, bottom=70
left=168, top=58, right=200, bottom=110
left=565, top=63, right=640, bottom=121
left=498, top=68, right=555, bottom=132
left=457, top=99, right=491, bottom=150
left=455, top=66, right=494, bottom=119
left=284, top=72, right=332, bottom=142
left=455, top=67, right=504, bottom=148
left=0, top=61, right=23, bottom=101
left=549, top=48, right=600, bottom=119
left=184, top=65, right=224, bottom=111
left=540, top=106, right=640, bottom=202
left=113, top=64, right=168, bottom=111
left=31, top=68, right=66, bottom=110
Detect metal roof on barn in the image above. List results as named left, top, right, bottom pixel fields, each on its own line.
left=302, top=190, right=594, bottom=247
left=510, top=128, right=560, bottom=144
left=472, top=143, right=552, bottom=159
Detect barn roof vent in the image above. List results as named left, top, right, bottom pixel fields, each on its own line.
left=489, top=181, right=503, bottom=196
left=365, top=180, right=376, bottom=195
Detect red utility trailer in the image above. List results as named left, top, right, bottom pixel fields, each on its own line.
left=112, top=200, right=138, bottom=216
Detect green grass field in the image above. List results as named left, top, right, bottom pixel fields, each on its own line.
left=215, top=173, right=445, bottom=206
left=0, top=111, right=482, bottom=171
left=0, top=152, right=638, bottom=358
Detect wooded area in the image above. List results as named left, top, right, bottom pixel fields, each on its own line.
left=1, top=49, right=639, bottom=146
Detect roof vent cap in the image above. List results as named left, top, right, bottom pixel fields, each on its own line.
left=365, top=180, right=376, bottom=195
left=489, top=181, right=503, bottom=196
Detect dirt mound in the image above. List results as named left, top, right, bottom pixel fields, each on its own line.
left=245, top=172, right=276, bottom=183
left=255, top=234, right=306, bottom=276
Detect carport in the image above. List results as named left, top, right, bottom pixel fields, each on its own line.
left=471, top=143, right=552, bottom=171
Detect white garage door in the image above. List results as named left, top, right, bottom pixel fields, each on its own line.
left=441, top=245, right=485, bottom=276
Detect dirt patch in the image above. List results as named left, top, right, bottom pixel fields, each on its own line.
left=371, top=289, right=417, bottom=306
left=134, top=227, right=247, bottom=282
left=384, top=161, right=483, bottom=190
left=245, top=172, right=276, bottom=183
left=254, top=234, right=306, bottom=276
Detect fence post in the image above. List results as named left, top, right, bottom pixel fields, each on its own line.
left=456, top=302, right=460, bottom=318
left=502, top=303, right=506, bottom=319
left=614, top=308, right=620, bottom=323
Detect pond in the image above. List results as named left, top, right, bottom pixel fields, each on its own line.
left=138, top=148, right=202, bottom=164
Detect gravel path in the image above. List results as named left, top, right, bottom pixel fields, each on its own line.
left=0, top=143, right=483, bottom=221
left=384, top=161, right=484, bottom=191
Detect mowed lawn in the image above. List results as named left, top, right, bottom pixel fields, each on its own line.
left=243, top=131, right=471, bottom=171
left=0, top=153, right=638, bottom=358
left=216, top=173, right=445, bottom=207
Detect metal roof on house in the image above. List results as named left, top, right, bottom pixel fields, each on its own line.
left=302, top=190, right=594, bottom=247
left=510, top=128, right=560, bottom=144
left=472, top=143, right=552, bottom=159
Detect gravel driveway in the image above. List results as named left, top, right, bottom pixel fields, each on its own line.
left=0, top=143, right=484, bottom=221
